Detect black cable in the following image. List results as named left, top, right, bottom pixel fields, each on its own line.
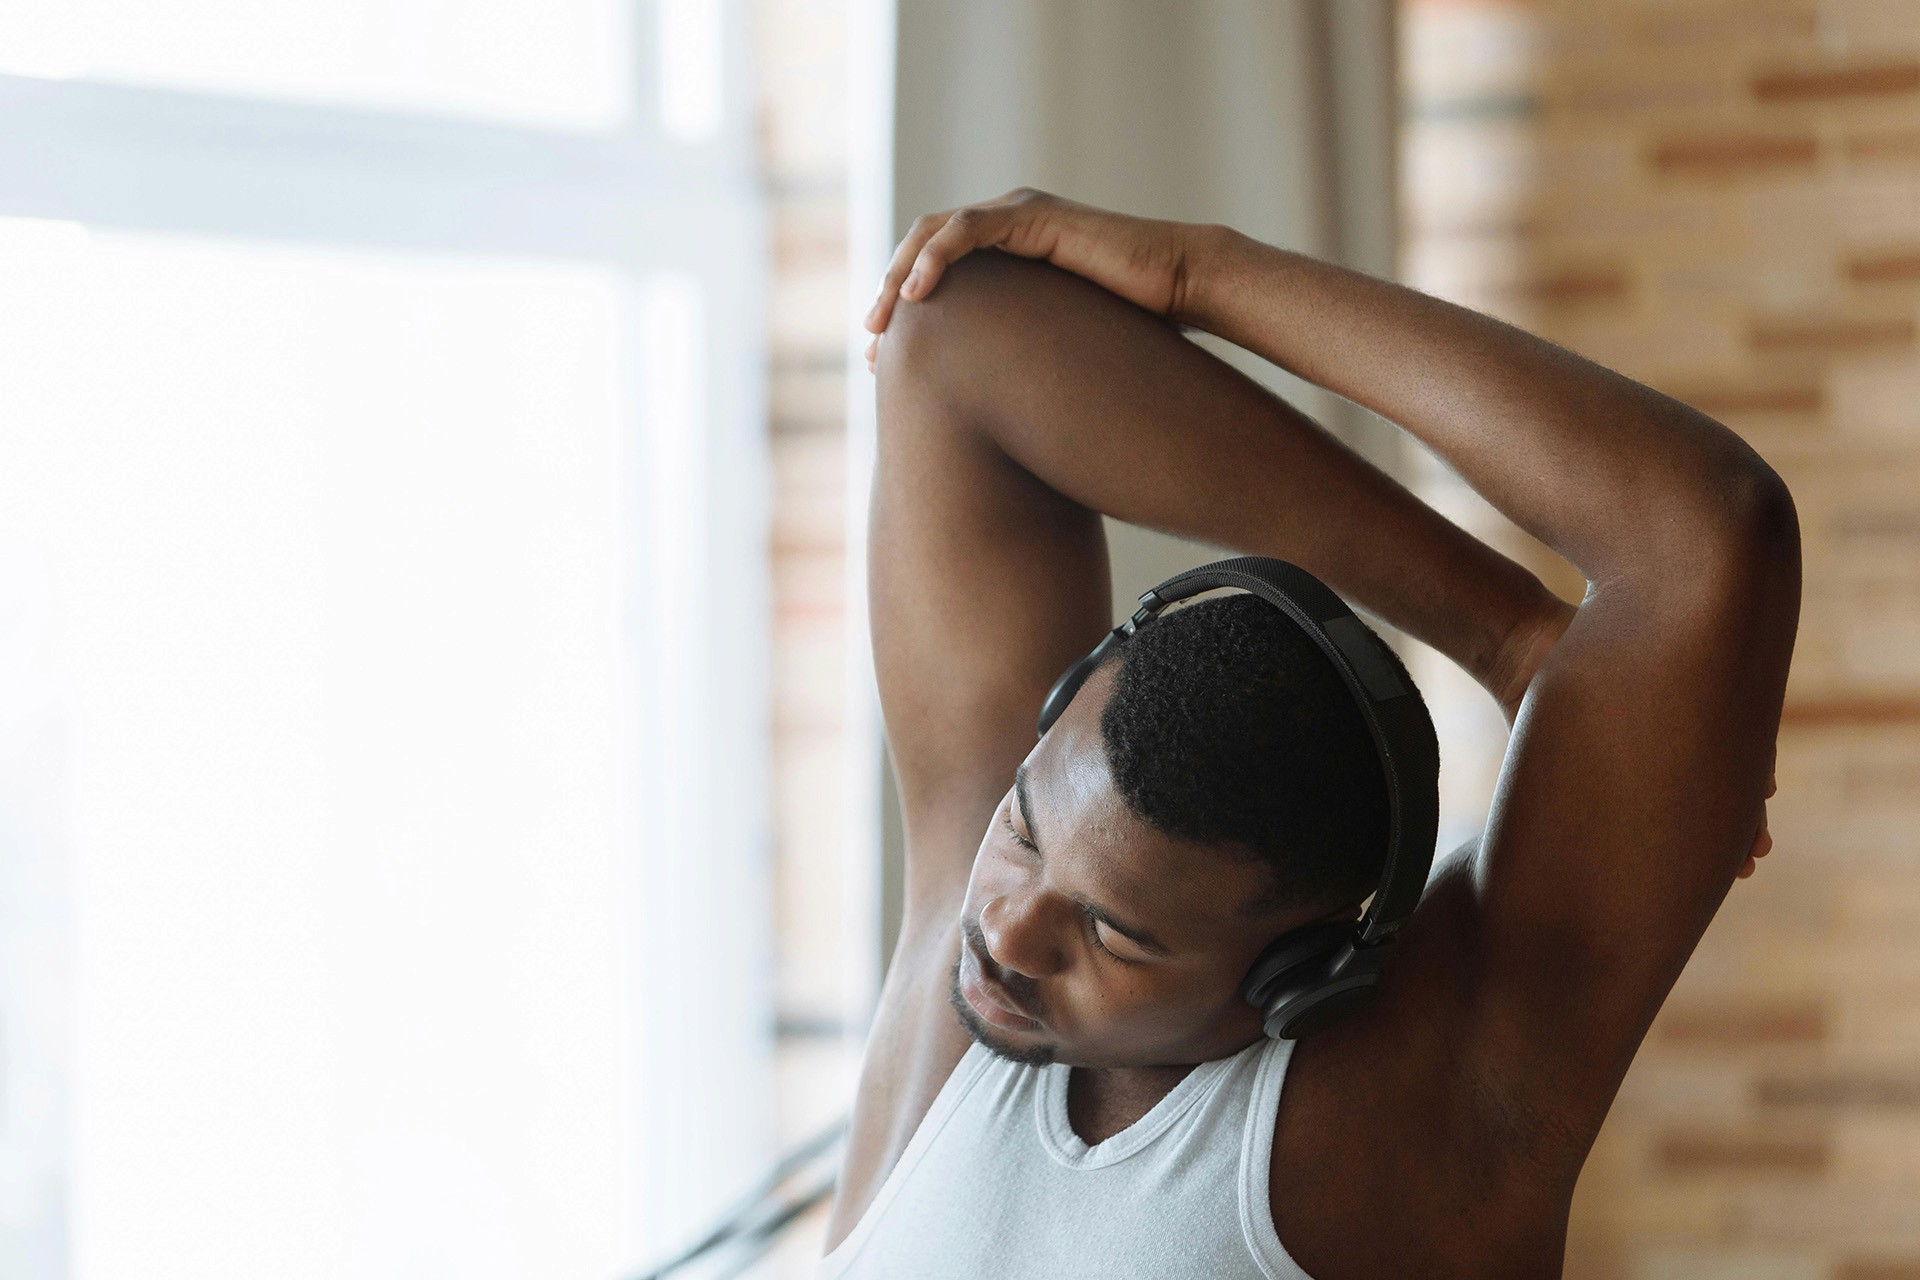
left=709, top=1172, right=840, bottom=1280
left=629, top=1116, right=847, bottom=1280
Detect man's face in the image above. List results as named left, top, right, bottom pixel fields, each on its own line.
left=949, top=664, right=1321, bottom=1069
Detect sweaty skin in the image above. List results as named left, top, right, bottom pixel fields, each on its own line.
left=830, top=191, right=1796, bottom=1278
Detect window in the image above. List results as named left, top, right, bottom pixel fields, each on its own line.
left=0, top=5, right=770, bottom=1277
left=0, top=0, right=634, bottom=131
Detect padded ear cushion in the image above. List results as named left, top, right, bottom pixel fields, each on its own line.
left=1239, top=922, right=1354, bottom=1008
left=1265, top=976, right=1381, bottom=1040
left=1244, top=923, right=1395, bottom=1040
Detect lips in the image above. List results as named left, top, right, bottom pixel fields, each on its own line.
left=959, top=941, right=1042, bottom=1032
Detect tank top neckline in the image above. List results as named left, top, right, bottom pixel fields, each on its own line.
left=1034, top=1039, right=1262, bottom=1170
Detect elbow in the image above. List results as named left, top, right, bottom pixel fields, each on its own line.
left=874, top=250, right=1030, bottom=390
left=1678, top=455, right=1802, bottom=618
left=1714, top=458, right=1800, bottom=577
left=872, top=253, right=1049, bottom=466
left=876, top=251, right=1112, bottom=395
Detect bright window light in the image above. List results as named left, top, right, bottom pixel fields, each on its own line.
left=0, top=222, right=641, bottom=1280
left=0, top=0, right=632, bottom=132
left=659, top=0, right=724, bottom=142
left=631, top=275, right=727, bottom=1241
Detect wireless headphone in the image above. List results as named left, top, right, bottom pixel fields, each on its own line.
left=1036, top=556, right=1439, bottom=1040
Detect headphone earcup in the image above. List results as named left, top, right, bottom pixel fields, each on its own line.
left=1240, top=922, right=1384, bottom=1041
left=1261, top=965, right=1383, bottom=1040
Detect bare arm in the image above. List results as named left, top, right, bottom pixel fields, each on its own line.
left=865, top=190, right=1799, bottom=1183
left=870, top=252, right=1567, bottom=920
left=1189, top=232, right=1789, bottom=588
left=829, top=250, right=1567, bottom=1248
left=1184, top=230, right=1799, bottom=1126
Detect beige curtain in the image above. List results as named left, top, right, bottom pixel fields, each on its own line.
left=880, top=0, right=1401, bottom=956
left=893, top=0, right=1400, bottom=612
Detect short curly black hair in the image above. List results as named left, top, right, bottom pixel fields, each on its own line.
left=1096, top=593, right=1428, bottom=916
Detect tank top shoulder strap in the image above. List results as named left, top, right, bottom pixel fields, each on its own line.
left=819, top=1044, right=997, bottom=1276
left=1236, top=1036, right=1315, bottom=1279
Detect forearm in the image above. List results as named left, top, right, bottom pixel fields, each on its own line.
left=889, top=252, right=1563, bottom=701
left=1184, top=230, right=1786, bottom=582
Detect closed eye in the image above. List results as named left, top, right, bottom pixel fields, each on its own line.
left=1005, top=794, right=1156, bottom=963
left=1083, top=908, right=1139, bottom=964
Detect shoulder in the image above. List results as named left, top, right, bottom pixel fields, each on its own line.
left=1263, top=853, right=1588, bottom=1277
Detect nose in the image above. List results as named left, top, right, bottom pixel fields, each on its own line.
left=978, top=888, right=1070, bottom=980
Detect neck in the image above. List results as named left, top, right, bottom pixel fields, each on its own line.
left=1065, top=1061, right=1198, bottom=1145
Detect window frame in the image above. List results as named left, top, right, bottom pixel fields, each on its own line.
left=0, top=7, right=772, bottom=1267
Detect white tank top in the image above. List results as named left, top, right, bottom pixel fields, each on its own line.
left=818, top=1036, right=1315, bottom=1279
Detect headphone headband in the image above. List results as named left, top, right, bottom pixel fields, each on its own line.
left=1035, top=555, right=1440, bottom=948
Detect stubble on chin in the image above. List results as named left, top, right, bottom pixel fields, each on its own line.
left=948, top=952, right=1057, bottom=1068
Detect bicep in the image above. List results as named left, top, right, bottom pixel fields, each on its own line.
left=869, top=307, right=1111, bottom=910
left=1458, top=525, right=1800, bottom=1128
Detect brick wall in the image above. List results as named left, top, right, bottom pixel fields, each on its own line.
left=1402, top=3, right=1920, bottom=1276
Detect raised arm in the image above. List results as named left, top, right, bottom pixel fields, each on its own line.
left=1188, top=234, right=1792, bottom=590
left=1183, top=230, right=1801, bottom=1131
left=829, top=248, right=1569, bottom=1249
left=868, top=252, right=1568, bottom=924
left=868, top=189, right=1800, bottom=1181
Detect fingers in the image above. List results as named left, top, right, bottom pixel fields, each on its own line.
left=1735, top=771, right=1779, bottom=885
left=863, top=190, right=1047, bottom=335
left=1738, top=802, right=1774, bottom=883
left=859, top=202, right=1012, bottom=371
left=898, top=206, right=1003, bottom=303
left=866, top=209, right=955, bottom=334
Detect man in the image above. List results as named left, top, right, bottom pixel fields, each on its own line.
left=820, top=190, right=1796, bottom=1278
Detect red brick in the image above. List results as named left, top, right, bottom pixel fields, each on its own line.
left=1667, top=383, right=1824, bottom=415
left=1836, top=1262, right=1920, bottom=1280
left=1749, top=315, right=1916, bottom=353
left=1783, top=697, right=1920, bottom=727
left=1512, top=267, right=1633, bottom=304
left=1652, top=134, right=1819, bottom=175
left=1847, top=250, right=1920, bottom=284
left=1401, top=0, right=1920, bottom=1268
left=1754, top=62, right=1920, bottom=102
left=1656, top=1128, right=1830, bottom=1176
left=1757, top=1071, right=1920, bottom=1109
left=1660, top=1001, right=1828, bottom=1046
left=1844, top=131, right=1920, bottom=162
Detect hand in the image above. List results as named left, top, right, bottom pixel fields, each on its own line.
left=1737, top=773, right=1776, bottom=881
left=863, top=189, right=1209, bottom=370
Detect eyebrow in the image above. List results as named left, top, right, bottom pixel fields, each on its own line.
left=1013, top=762, right=1172, bottom=958
left=1014, top=763, right=1042, bottom=854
